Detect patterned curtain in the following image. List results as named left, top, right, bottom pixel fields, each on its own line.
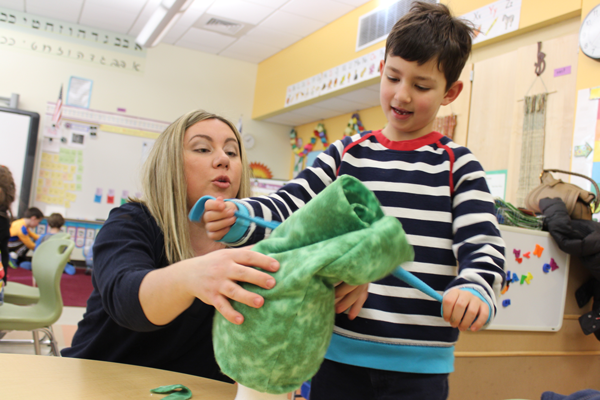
left=516, top=93, right=548, bottom=207
left=433, top=114, right=457, bottom=140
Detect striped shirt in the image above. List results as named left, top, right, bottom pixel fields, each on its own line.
left=233, top=130, right=506, bottom=374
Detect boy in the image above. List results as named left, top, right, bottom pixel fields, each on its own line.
left=19, top=213, right=76, bottom=275
left=204, top=3, right=505, bottom=399
left=7, top=207, right=43, bottom=267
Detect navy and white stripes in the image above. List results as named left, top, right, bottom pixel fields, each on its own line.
left=235, top=130, right=506, bottom=374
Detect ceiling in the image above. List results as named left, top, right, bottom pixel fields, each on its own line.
left=0, top=0, right=381, bottom=127
left=0, top=0, right=371, bottom=64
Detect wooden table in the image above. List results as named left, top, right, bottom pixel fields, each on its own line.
left=2, top=353, right=237, bottom=399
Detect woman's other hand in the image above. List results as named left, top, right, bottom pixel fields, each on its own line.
left=140, top=248, right=278, bottom=326
left=186, top=248, right=279, bottom=325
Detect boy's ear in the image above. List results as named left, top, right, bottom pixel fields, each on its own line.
left=379, top=59, right=385, bottom=78
left=441, top=80, right=463, bottom=106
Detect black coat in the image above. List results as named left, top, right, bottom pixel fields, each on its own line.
left=539, top=198, right=600, bottom=281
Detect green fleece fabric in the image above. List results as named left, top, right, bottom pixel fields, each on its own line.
left=212, top=175, right=414, bottom=394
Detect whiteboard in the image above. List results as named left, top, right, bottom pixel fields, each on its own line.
left=0, top=107, right=39, bottom=217
left=31, top=103, right=169, bottom=221
left=488, top=225, right=570, bottom=332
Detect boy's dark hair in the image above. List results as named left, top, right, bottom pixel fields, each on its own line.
left=385, top=1, right=474, bottom=90
left=47, top=213, right=65, bottom=228
left=24, top=207, right=44, bottom=219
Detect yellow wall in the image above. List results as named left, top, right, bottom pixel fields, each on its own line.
left=253, top=0, right=383, bottom=120
left=253, top=0, right=583, bottom=121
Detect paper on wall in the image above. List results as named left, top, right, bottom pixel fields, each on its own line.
left=571, top=88, right=600, bottom=191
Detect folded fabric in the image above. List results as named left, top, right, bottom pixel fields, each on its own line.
left=212, top=175, right=414, bottom=394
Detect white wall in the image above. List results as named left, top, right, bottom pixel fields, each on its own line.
left=0, top=42, right=292, bottom=180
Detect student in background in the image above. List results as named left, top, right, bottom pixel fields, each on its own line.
left=204, top=3, right=506, bottom=399
left=19, top=213, right=76, bottom=275
left=7, top=206, right=43, bottom=268
left=61, top=110, right=281, bottom=381
left=0, top=166, right=16, bottom=300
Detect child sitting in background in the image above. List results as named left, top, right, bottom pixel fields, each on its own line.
left=8, top=207, right=43, bottom=267
left=19, top=213, right=76, bottom=275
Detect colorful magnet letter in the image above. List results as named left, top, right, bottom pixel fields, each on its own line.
left=516, top=257, right=523, bottom=264
left=550, top=258, right=559, bottom=271
left=513, top=249, right=521, bottom=258
left=533, top=244, right=544, bottom=258
left=523, top=252, right=531, bottom=259
left=501, top=284, right=510, bottom=295
left=520, top=274, right=527, bottom=284
left=525, top=272, right=533, bottom=284
left=512, top=272, right=519, bottom=283
left=543, top=263, right=551, bottom=273
left=502, top=299, right=511, bottom=307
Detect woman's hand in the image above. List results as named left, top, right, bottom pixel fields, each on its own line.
left=185, top=248, right=279, bottom=325
left=139, top=248, right=279, bottom=326
left=334, top=283, right=369, bottom=320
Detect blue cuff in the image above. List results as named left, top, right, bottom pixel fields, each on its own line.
left=459, top=287, right=492, bottom=325
left=188, top=195, right=250, bottom=244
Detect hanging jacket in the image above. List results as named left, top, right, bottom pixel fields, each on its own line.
left=540, top=197, right=600, bottom=281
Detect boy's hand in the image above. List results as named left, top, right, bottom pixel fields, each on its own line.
left=334, top=283, right=369, bottom=320
left=203, top=197, right=238, bottom=241
left=442, top=288, right=489, bottom=332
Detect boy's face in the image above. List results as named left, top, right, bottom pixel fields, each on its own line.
left=28, top=216, right=41, bottom=228
left=379, top=55, right=462, bottom=141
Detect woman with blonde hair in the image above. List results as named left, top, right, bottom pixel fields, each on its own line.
left=62, top=110, right=279, bottom=381
left=0, top=165, right=16, bottom=286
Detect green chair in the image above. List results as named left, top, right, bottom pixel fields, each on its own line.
left=0, top=239, right=75, bottom=355
left=4, top=232, right=71, bottom=305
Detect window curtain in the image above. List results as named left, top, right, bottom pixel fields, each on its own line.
left=517, top=93, right=548, bottom=207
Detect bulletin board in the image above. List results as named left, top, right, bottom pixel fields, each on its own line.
left=467, top=33, right=578, bottom=207
left=32, top=103, right=169, bottom=221
left=488, top=225, right=570, bottom=332
left=0, top=107, right=39, bottom=217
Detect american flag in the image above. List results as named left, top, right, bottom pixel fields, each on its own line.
left=52, top=85, right=63, bottom=128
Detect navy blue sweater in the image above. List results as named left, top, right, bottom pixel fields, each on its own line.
left=229, top=130, right=506, bottom=374
left=62, top=202, right=231, bottom=382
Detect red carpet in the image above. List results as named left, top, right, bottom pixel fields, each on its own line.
left=7, top=266, right=93, bottom=307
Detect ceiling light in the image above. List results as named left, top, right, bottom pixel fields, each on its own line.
left=136, top=0, right=195, bottom=48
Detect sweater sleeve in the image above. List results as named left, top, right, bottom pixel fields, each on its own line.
left=227, top=136, right=353, bottom=247
left=92, top=203, right=164, bottom=332
left=12, top=221, right=37, bottom=250
left=447, top=148, right=506, bottom=326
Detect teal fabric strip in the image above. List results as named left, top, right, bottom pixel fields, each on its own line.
left=325, top=333, right=455, bottom=374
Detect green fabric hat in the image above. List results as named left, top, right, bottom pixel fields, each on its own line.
left=213, top=175, right=414, bottom=394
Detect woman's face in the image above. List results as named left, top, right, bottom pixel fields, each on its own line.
left=183, top=119, right=243, bottom=209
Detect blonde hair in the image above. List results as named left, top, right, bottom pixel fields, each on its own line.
left=137, top=110, right=251, bottom=264
left=0, top=165, right=16, bottom=220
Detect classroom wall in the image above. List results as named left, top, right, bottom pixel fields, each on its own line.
left=252, top=0, right=582, bottom=121
left=0, top=41, right=292, bottom=181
